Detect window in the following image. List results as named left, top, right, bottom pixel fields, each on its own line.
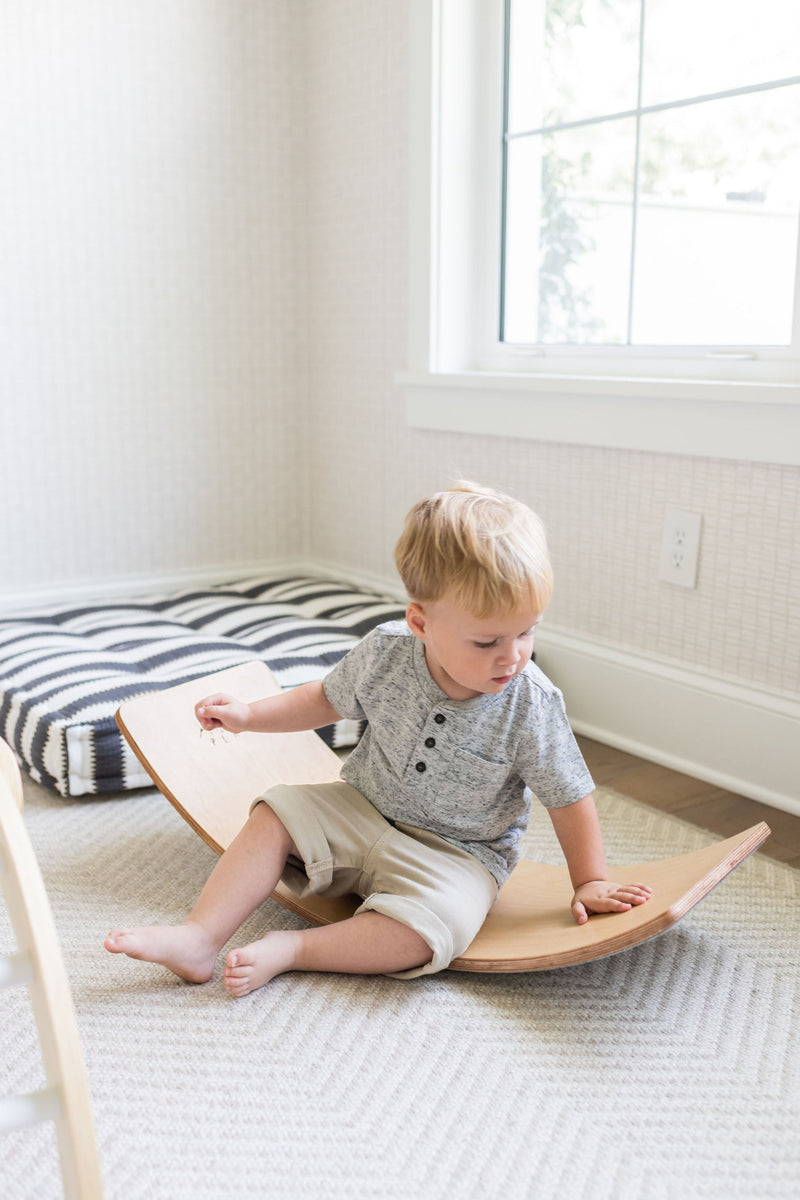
left=401, top=1, right=800, bottom=464
left=501, top=0, right=800, bottom=358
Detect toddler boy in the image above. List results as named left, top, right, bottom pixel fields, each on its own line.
left=105, top=482, right=651, bottom=993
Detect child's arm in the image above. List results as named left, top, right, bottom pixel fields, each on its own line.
left=548, top=794, right=652, bottom=925
left=195, top=680, right=343, bottom=735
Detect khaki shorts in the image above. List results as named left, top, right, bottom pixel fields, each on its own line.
left=252, top=781, right=499, bottom=979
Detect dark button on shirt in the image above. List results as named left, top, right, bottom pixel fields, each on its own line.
left=425, top=737, right=436, bottom=748
left=434, top=713, right=446, bottom=724
left=415, top=761, right=427, bottom=773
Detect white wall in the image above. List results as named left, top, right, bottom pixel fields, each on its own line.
left=0, top=0, right=305, bottom=596
left=1, top=1, right=797, bottom=805
left=300, top=1, right=800, bottom=811
left=301, top=1, right=800, bottom=702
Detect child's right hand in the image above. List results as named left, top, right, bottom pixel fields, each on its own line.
left=195, top=693, right=251, bottom=734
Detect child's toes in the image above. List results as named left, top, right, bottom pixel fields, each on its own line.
left=226, top=976, right=252, bottom=998
left=224, top=952, right=250, bottom=984
left=104, top=929, right=132, bottom=952
left=224, top=966, right=253, bottom=997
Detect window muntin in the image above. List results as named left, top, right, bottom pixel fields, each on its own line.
left=501, top=0, right=800, bottom=352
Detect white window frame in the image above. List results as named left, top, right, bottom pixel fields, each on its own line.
left=398, top=0, right=800, bottom=465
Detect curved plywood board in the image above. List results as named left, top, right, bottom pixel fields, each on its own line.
left=117, top=663, right=770, bottom=972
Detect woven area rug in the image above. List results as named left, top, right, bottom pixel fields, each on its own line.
left=2, top=775, right=799, bottom=1200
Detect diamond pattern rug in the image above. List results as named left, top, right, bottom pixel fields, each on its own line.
left=2, top=777, right=798, bottom=1199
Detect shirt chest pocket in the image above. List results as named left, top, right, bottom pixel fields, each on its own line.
left=445, top=748, right=512, bottom=807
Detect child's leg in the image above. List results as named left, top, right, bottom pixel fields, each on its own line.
left=224, top=912, right=432, bottom=997
left=104, top=802, right=295, bottom=982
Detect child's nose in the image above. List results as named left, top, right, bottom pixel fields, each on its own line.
left=497, top=646, right=521, bottom=668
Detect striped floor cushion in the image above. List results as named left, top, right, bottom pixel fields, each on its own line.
left=0, top=575, right=406, bottom=797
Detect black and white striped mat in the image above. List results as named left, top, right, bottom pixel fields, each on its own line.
left=0, top=575, right=406, bottom=797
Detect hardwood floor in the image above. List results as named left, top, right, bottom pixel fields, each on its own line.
left=576, top=734, right=800, bottom=870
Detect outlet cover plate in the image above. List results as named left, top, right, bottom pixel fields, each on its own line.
left=659, top=508, right=702, bottom=588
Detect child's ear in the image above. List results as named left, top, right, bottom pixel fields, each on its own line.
left=405, top=601, right=427, bottom=640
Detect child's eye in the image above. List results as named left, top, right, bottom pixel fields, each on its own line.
left=474, top=640, right=498, bottom=649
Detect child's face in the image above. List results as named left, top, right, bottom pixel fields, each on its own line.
left=406, top=594, right=542, bottom=701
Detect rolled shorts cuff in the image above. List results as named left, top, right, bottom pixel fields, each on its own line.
left=251, top=786, right=335, bottom=896
left=356, top=893, right=453, bottom=979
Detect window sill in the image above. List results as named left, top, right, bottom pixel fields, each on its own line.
left=397, top=370, right=800, bottom=464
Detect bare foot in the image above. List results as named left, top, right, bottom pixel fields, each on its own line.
left=104, top=922, right=218, bottom=984
left=224, top=932, right=300, bottom=997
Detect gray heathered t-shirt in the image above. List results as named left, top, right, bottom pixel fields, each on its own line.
left=322, top=621, right=594, bottom=885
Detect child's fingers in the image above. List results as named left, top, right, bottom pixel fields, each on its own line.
left=195, top=694, right=232, bottom=729
left=590, top=897, right=633, bottom=913
left=197, top=711, right=222, bottom=729
left=197, top=693, right=232, bottom=711
left=194, top=703, right=218, bottom=729
left=571, top=881, right=653, bottom=923
left=614, top=884, right=653, bottom=904
left=574, top=895, right=632, bottom=921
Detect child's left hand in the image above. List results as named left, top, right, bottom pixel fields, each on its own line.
left=570, top=880, right=652, bottom=925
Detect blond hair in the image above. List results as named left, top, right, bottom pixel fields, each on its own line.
left=394, top=482, right=553, bottom=617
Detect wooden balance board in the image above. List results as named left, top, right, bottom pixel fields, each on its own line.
left=116, top=661, right=770, bottom=973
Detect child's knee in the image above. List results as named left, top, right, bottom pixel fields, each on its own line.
left=249, top=799, right=299, bottom=857
left=355, top=894, right=455, bottom=977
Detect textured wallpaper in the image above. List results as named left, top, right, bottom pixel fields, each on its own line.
left=0, top=1, right=303, bottom=590
left=2, top=1, right=798, bottom=703
left=300, top=1, right=800, bottom=700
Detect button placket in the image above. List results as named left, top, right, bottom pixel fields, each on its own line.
left=410, top=709, right=448, bottom=783
left=416, top=709, right=447, bottom=776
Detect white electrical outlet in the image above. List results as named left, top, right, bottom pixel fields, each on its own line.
left=658, top=509, right=702, bottom=588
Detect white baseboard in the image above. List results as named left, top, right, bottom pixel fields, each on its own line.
left=308, top=563, right=800, bottom=818
left=2, top=558, right=797, bottom=818
left=0, top=558, right=408, bottom=615
left=0, top=560, right=304, bottom=614
left=534, top=627, right=800, bottom=820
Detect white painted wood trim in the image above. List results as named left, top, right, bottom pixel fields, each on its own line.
left=534, top=627, right=800, bottom=819
left=0, top=561, right=303, bottom=615
left=2, top=558, right=796, bottom=818
left=405, top=5, right=800, bottom=464
left=312, top=563, right=800, bottom=817
left=0, top=560, right=403, bottom=616
left=398, top=370, right=800, bottom=465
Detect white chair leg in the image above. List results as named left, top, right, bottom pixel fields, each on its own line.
left=0, top=740, right=103, bottom=1198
